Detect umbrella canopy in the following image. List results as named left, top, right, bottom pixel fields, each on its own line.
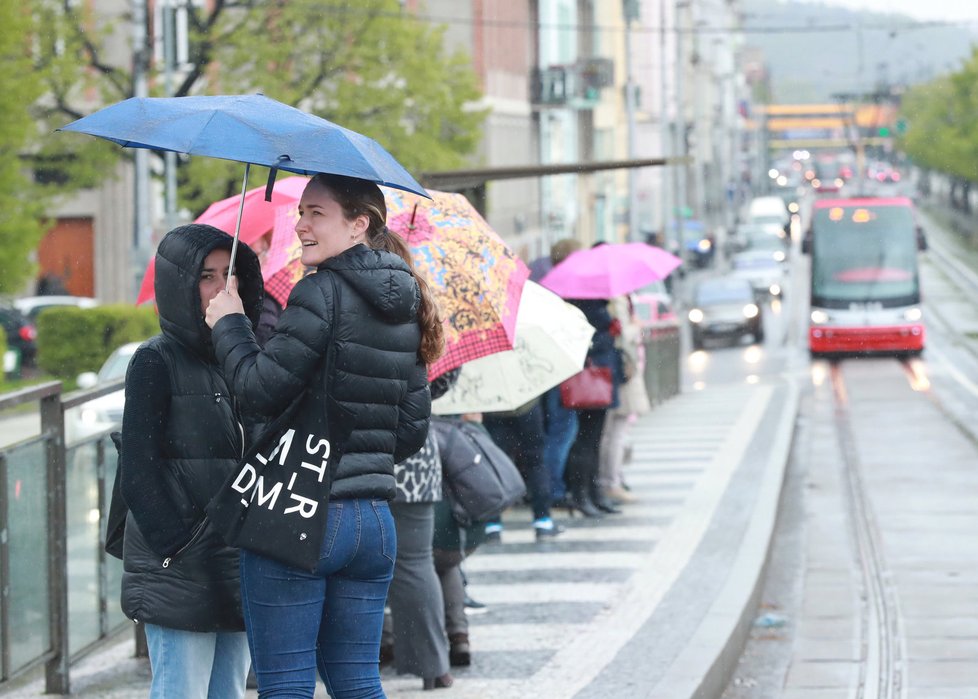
left=59, top=94, right=427, bottom=197
left=381, top=189, right=530, bottom=379
left=136, top=176, right=311, bottom=305
left=539, top=242, right=682, bottom=300
left=431, top=281, right=595, bottom=415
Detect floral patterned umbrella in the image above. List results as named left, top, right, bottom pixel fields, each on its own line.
left=384, top=188, right=529, bottom=380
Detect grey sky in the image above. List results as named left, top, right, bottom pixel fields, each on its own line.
left=796, top=0, right=978, bottom=23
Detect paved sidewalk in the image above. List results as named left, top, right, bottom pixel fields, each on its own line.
left=1, top=378, right=797, bottom=698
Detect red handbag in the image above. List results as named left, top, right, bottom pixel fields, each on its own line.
left=560, top=363, right=613, bottom=409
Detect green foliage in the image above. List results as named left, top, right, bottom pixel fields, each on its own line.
left=17, top=0, right=486, bottom=268
left=177, top=0, right=487, bottom=215
left=36, top=305, right=158, bottom=379
left=900, top=47, right=978, bottom=182
left=0, top=1, right=49, bottom=292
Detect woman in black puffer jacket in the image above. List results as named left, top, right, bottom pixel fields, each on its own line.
left=206, top=173, right=443, bottom=699
left=120, top=224, right=264, bottom=699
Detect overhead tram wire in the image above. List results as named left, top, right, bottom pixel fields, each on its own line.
left=283, top=5, right=974, bottom=37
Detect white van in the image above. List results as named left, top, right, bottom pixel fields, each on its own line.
left=746, top=196, right=790, bottom=228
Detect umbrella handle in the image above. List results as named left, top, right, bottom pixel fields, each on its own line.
left=226, top=162, right=251, bottom=291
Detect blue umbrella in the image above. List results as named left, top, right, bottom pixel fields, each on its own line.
left=58, top=93, right=429, bottom=281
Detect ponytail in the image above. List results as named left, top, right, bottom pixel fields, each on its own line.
left=366, top=226, right=445, bottom=366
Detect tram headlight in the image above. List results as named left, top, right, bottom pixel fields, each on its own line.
left=688, top=308, right=704, bottom=324
left=903, top=307, right=923, bottom=322
left=743, top=304, right=759, bottom=319
left=810, top=310, right=829, bottom=324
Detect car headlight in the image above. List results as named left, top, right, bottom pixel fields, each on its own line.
left=688, top=308, right=704, bottom=323
left=773, top=250, right=786, bottom=262
left=80, top=408, right=99, bottom=425
left=697, top=239, right=712, bottom=252
left=903, top=307, right=922, bottom=322
left=810, top=310, right=829, bottom=324
left=769, top=284, right=782, bottom=296
left=743, top=304, right=759, bottom=319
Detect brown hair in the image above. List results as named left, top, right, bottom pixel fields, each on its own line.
left=311, top=174, right=445, bottom=365
left=550, top=237, right=582, bottom=266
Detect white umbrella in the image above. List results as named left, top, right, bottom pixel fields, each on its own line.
left=432, top=281, right=595, bottom=415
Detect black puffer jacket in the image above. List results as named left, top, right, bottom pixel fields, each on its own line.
left=212, top=243, right=430, bottom=501
left=120, top=224, right=263, bottom=632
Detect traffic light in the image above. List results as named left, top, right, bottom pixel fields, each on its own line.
left=878, top=126, right=891, bottom=137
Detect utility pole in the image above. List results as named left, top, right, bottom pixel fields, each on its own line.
left=131, top=0, right=151, bottom=299
left=624, top=0, right=639, bottom=242
left=673, top=1, right=689, bottom=253
left=162, top=0, right=178, bottom=231
left=659, top=0, right=671, bottom=248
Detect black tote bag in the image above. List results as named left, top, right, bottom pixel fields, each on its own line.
left=207, top=274, right=355, bottom=571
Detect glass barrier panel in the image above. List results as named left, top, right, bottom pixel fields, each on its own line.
left=7, top=439, right=50, bottom=673
left=66, top=441, right=101, bottom=655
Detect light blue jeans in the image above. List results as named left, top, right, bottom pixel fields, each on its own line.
left=144, top=623, right=250, bottom=699
left=241, top=499, right=396, bottom=698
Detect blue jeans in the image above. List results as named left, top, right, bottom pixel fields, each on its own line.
left=241, top=499, right=395, bottom=698
left=542, top=387, right=579, bottom=502
left=144, top=624, right=250, bottom=699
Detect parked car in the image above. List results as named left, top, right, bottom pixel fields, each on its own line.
left=65, top=342, right=140, bottom=445
left=0, top=302, right=38, bottom=369
left=729, top=250, right=785, bottom=299
left=687, top=277, right=763, bottom=350
left=631, top=281, right=678, bottom=338
left=13, top=295, right=98, bottom=322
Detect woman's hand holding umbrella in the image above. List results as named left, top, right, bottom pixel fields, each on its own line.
left=205, top=276, right=245, bottom=328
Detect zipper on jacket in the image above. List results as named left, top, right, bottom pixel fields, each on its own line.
left=162, top=519, right=207, bottom=568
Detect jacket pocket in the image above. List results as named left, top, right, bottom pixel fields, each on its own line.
left=162, top=519, right=208, bottom=569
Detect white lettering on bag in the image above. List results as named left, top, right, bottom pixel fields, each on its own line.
left=256, top=429, right=296, bottom=466
left=233, top=429, right=332, bottom=516
left=283, top=493, right=318, bottom=518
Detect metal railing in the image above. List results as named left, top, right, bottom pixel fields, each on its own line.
left=0, top=378, right=129, bottom=695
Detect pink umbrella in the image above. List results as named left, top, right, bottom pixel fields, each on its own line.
left=137, top=176, right=310, bottom=305
left=539, top=242, right=682, bottom=299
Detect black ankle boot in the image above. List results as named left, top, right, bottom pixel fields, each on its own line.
left=569, top=491, right=603, bottom=517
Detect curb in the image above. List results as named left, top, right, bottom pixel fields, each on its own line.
left=651, top=377, right=800, bottom=699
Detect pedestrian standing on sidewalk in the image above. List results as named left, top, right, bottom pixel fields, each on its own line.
left=382, top=429, right=454, bottom=690
left=598, top=294, right=651, bottom=503
left=205, top=173, right=443, bottom=698
left=563, top=294, right=626, bottom=516
left=537, top=238, right=582, bottom=507
left=119, top=224, right=264, bottom=699
left=483, top=400, right=565, bottom=542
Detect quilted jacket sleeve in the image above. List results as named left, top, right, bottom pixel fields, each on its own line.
left=393, top=360, right=431, bottom=464
left=212, top=276, right=332, bottom=418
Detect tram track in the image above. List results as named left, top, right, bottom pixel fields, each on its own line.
left=828, top=363, right=907, bottom=699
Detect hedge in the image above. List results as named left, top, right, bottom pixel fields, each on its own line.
left=36, top=305, right=159, bottom=379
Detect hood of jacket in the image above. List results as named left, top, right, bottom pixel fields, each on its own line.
left=154, top=223, right=263, bottom=358
left=320, top=244, right=420, bottom=323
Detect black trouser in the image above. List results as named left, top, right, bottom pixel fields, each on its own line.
left=564, top=408, right=608, bottom=500
left=483, top=403, right=552, bottom=520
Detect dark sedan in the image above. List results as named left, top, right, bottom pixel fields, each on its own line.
left=687, top=277, right=764, bottom=350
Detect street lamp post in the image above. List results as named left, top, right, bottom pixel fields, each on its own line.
left=624, top=0, right=639, bottom=241
left=131, top=0, right=151, bottom=299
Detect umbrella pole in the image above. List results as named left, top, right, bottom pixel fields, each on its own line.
left=226, top=162, right=251, bottom=291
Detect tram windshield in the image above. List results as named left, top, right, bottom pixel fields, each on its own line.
left=810, top=201, right=920, bottom=308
